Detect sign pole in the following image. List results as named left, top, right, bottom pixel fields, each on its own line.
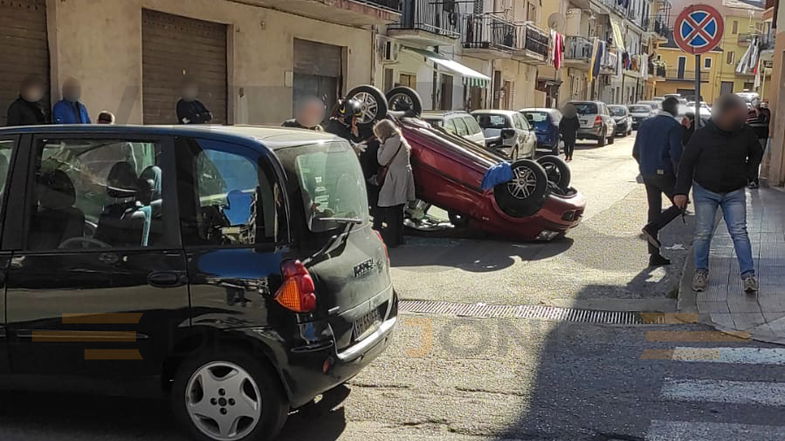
left=695, top=54, right=702, bottom=128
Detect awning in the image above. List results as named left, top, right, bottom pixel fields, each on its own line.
left=609, top=17, right=625, bottom=51
left=404, top=47, right=491, bottom=87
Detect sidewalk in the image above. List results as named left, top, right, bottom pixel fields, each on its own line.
left=684, top=187, right=785, bottom=344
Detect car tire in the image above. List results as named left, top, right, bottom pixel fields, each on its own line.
left=609, top=133, right=615, bottom=145
left=346, top=85, right=388, bottom=129
left=537, top=155, right=571, bottom=189
left=172, top=351, right=289, bottom=441
left=448, top=211, right=470, bottom=228
left=386, top=86, right=423, bottom=118
left=493, top=159, right=548, bottom=218
left=597, top=128, right=607, bottom=147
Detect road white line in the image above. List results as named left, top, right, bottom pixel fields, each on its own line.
left=661, top=378, right=785, bottom=406
left=670, top=347, right=785, bottom=365
left=647, top=420, right=785, bottom=441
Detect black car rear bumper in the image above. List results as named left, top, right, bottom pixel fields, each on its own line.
left=246, top=290, right=398, bottom=408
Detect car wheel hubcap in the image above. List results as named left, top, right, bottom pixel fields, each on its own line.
left=507, top=167, right=538, bottom=200
left=389, top=93, right=414, bottom=112
left=354, top=92, right=378, bottom=124
left=185, top=361, right=262, bottom=441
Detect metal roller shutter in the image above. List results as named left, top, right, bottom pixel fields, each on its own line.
left=142, top=9, right=227, bottom=124
left=293, top=39, right=343, bottom=115
left=0, top=0, right=50, bottom=126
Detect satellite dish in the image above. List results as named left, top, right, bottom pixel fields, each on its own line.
left=548, top=13, right=566, bottom=32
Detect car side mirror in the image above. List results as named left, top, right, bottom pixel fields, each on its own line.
left=501, top=128, right=516, bottom=139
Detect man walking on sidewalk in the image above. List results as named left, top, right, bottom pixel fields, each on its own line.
left=633, top=97, right=684, bottom=267
left=674, top=94, right=764, bottom=294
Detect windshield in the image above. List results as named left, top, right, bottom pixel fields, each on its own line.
left=475, top=114, right=509, bottom=129
left=522, top=112, right=548, bottom=123
left=609, top=107, right=626, bottom=117
left=628, top=106, right=650, bottom=113
left=280, top=142, right=369, bottom=233
left=572, top=103, right=598, bottom=115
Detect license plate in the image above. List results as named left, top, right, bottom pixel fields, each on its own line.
left=580, top=119, right=588, bottom=125
left=354, top=309, right=382, bottom=341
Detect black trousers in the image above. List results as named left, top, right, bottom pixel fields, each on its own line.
left=380, top=204, right=405, bottom=247
left=563, top=137, right=576, bottom=158
left=643, top=173, right=682, bottom=254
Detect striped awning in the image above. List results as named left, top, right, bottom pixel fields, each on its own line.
left=404, top=47, right=491, bottom=87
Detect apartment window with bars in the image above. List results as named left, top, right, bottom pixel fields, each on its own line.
left=727, top=51, right=735, bottom=65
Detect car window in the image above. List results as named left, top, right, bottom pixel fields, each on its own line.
left=609, top=107, right=626, bottom=117
left=284, top=141, right=369, bottom=233
left=176, top=139, right=279, bottom=247
left=517, top=114, right=531, bottom=130
left=572, top=103, right=598, bottom=115
left=463, top=116, right=482, bottom=135
left=443, top=119, right=457, bottom=135
left=476, top=114, right=509, bottom=129
left=424, top=118, right=443, bottom=127
left=0, top=138, right=15, bottom=237
left=629, top=105, right=650, bottom=113
left=451, top=117, right=470, bottom=137
left=26, top=138, right=168, bottom=251
left=524, top=112, right=548, bottom=123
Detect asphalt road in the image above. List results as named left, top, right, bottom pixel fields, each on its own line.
left=391, top=134, right=693, bottom=311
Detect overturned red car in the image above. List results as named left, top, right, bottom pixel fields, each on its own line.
left=347, top=86, right=586, bottom=241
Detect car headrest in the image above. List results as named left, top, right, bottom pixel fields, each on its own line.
left=38, top=169, right=76, bottom=210
left=106, top=162, right=138, bottom=198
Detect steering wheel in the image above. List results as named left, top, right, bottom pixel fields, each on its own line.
left=58, top=237, right=112, bottom=250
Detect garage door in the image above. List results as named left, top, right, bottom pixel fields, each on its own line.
left=142, top=10, right=227, bottom=124
left=0, top=0, right=50, bottom=126
left=293, top=39, right=343, bottom=115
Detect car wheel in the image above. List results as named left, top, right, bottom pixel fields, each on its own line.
left=346, top=85, right=388, bottom=129
left=386, top=86, right=423, bottom=118
left=597, top=128, right=607, bottom=147
left=448, top=211, right=470, bottom=228
left=172, top=351, right=288, bottom=441
left=493, top=159, right=548, bottom=218
left=537, top=155, right=571, bottom=189
left=609, top=132, right=615, bottom=144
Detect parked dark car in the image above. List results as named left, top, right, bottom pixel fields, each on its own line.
left=0, top=125, right=397, bottom=441
left=608, top=105, right=633, bottom=137
left=520, top=108, right=563, bottom=155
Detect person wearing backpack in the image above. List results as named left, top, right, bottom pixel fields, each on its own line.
left=373, top=119, right=415, bottom=247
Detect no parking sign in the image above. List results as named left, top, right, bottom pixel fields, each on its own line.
left=674, top=5, right=725, bottom=55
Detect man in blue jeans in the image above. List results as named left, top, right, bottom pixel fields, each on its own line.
left=674, top=94, right=764, bottom=294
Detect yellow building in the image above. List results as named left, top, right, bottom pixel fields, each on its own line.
left=655, top=44, right=723, bottom=103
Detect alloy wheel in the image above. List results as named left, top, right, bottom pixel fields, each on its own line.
left=388, top=92, right=414, bottom=112
left=185, top=361, right=263, bottom=441
left=353, top=91, right=379, bottom=124
left=506, top=167, right=538, bottom=200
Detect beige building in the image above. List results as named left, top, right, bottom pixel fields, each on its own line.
left=0, top=0, right=399, bottom=126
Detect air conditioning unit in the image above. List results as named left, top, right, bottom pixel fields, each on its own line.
left=383, top=40, right=401, bottom=63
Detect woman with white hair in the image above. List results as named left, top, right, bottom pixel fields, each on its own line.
left=373, top=119, right=415, bottom=247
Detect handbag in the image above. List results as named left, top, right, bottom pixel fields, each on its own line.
left=377, top=141, right=403, bottom=186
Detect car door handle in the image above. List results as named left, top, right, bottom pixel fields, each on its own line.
left=148, top=271, right=186, bottom=288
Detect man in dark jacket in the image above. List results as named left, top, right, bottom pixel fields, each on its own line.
left=176, top=80, right=212, bottom=125
left=674, top=94, right=763, bottom=294
left=52, top=78, right=91, bottom=124
left=633, top=97, right=683, bottom=266
left=6, top=76, right=48, bottom=126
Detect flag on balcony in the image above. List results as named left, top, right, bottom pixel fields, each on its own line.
left=588, top=40, right=605, bottom=83
left=736, top=36, right=760, bottom=74
left=552, top=31, right=564, bottom=70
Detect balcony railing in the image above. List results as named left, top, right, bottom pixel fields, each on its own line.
left=353, top=0, right=402, bottom=12
left=565, top=36, right=593, bottom=61
left=649, top=62, right=666, bottom=78
left=463, top=13, right=517, bottom=52
left=666, top=69, right=709, bottom=81
left=389, top=0, right=461, bottom=39
left=601, top=50, right=618, bottom=74
left=516, top=22, right=550, bottom=58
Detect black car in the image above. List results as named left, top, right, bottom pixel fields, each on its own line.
left=608, top=105, right=633, bottom=137
left=0, top=125, right=397, bottom=441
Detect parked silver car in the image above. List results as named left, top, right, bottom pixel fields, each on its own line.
left=608, top=105, right=633, bottom=137
left=627, top=104, right=654, bottom=130
left=472, top=109, right=537, bottom=160
left=568, top=101, right=616, bottom=146
left=422, top=111, right=486, bottom=145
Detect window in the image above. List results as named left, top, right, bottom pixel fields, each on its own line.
left=451, top=117, right=470, bottom=137
left=27, top=138, right=167, bottom=251
left=443, top=119, right=457, bottom=134
left=727, top=51, right=735, bottom=65
left=704, top=58, right=712, bottom=69
left=476, top=114, right=510, bottom=129
left=573, top=102, right=598, bottom=115
left=732, top=20, right=738, bottom=34
left=399, top=73, right=416, bottom=89
left=0, top=138, right=15, bottom=235
left=283, top=142, right=368, bottom=233
left=177, top=140, right=278, bottom=246
left=463, top=116, right=482, bottom=135
left=527, top=1, right=537, bottom=21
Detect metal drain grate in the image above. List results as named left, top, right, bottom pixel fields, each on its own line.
left=399, top=300, right=644, bottom=325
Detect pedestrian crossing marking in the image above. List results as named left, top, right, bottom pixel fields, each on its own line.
left=642, top=347, right=785, bottom=364
left=647, top=420, right=785, bottom=441
left=661, top=378, right=785, bottom=407
left=645, top=330, right=750, bottom=342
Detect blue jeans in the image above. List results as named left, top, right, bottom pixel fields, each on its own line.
left=693, top=183, right=755, bottom=277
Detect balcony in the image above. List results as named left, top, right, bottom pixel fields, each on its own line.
left=513, top=22, right=550, bottom=63
left=238, top=0, right=402, bottom=26
left=388, top=0, right=460, bottom=45
left=739, top=32, right=775, bottom=50
left=653, top=18, right=670, bottom=41
left=649, top=62, right=666, bottom=79
left=462, top=13, right=516, bottom=60
left=600, top=50, right=618, bottom=75
left=564, top=36, right=593, bottom=69
left=665, top=69, right=710, bottom=82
